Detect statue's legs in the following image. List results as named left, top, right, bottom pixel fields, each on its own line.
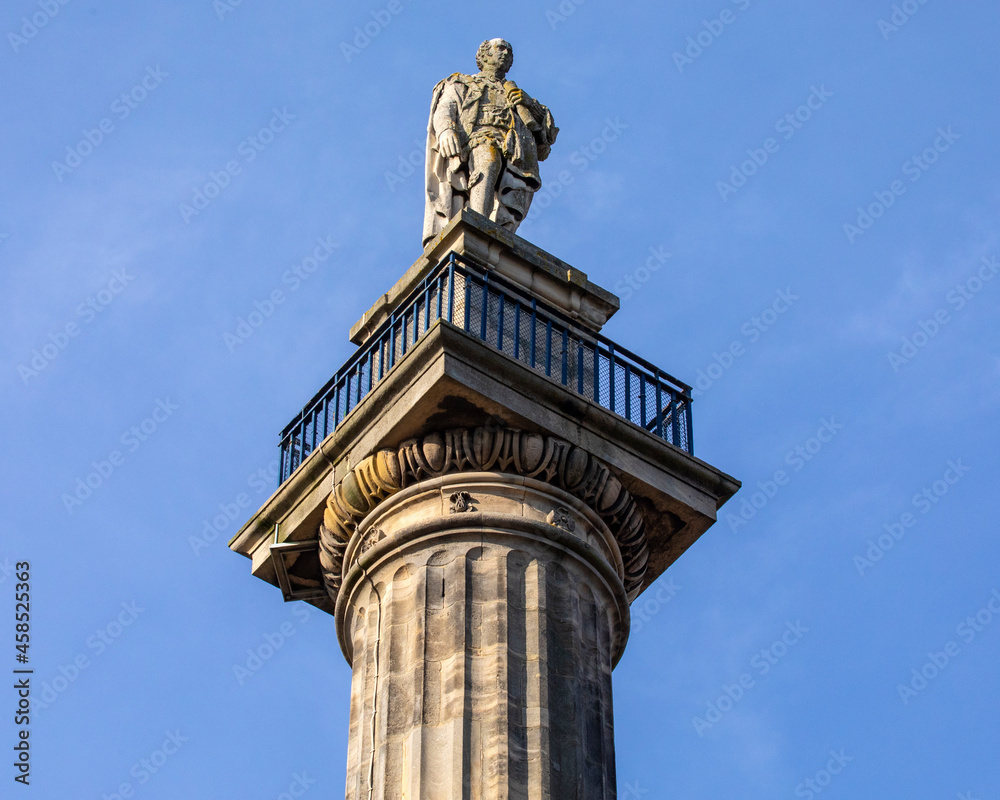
left=468, top=143, right=504, bottom=221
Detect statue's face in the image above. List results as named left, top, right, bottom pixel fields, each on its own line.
left=484, top=39, right=513, bottom=73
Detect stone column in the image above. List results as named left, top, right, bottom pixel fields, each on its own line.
left=230, top=215, right=741, bottom=800
left=321, top=429, right=638, bottom=800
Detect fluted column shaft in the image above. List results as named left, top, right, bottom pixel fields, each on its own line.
left=334, top=473, right=630, bottom=800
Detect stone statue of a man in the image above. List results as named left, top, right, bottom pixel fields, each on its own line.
left=423, top=38, right=558, bottom=246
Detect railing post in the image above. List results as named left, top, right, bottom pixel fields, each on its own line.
left=639, top=376, right=647, bottom=434
left=412, top=294, right=419, bottom=345
left=436, top=273, right=443, bottom=321
left=447, top=258, right=455, bottom=323
left=624, top=363, right=631, bottom=421
left=479, top=274, right=489, bottom=342
left=463, top=278, right=471, bottom=333
left=513, top=303, right=521, bottom=360
left=671, top=392, right=680, bottom=448
left=561, top=328, right=568, bottom=386
left=654, top=371, right=663, bottom=439
left=497, top=294, right=505, bottom=350
left=545, top=320, right=552, bottom=377
left=424, top=283, right=431, bottom=333
left=685, top=395, right=694, bottom=453
left=529, top=299, right=537, bottom=368
left=593, top=345, right=600, bottom=403
left=608, top=343, right=616, bottom=414
left=389, top=316, right=397, bottom=369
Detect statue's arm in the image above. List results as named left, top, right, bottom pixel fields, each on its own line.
left=432, top=81, right=462, bottom=138
left=431, top=79, right=464, bottom=158
left=503, top=83, right=557, bottom=160
left=504, top=84, right=543, bottom=126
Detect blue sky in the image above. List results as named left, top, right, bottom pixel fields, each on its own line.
left=2, top=1, right=998, bottom=797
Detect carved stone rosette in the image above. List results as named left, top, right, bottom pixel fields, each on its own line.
left=318, top=425, right=648, bottom=604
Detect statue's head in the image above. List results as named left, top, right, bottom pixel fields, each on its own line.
left=476, top=38, right=513, bottom=74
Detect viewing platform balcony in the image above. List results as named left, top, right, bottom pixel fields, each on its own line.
left=276, top=250, right=694, bottom=487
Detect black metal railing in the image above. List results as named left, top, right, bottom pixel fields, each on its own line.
left=277, top=253, right=694, bottom=485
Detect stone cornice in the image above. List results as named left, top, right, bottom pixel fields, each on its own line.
left=318, top=425, right=648, bottom=603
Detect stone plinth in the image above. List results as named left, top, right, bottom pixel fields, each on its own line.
left=339, top=472, right=624, bottom=800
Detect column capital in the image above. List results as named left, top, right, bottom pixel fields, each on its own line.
left=320, top=425, right=648, bottom=607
